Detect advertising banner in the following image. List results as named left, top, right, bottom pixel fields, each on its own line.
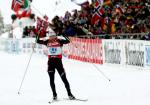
left=145, top=45, right=150, bottom=66
left=1, top=37, right=150, bottom=69
left=144, top=40, right=150, bottom=68
left=125, top=40, right=144, bottom=67
left=20, top=38, right=45, bottom=55
left=4, top=38, right=21, bottom=53
left=102, top=40, right=123, bottom=65
left=63, top=37, right=103, bottom=64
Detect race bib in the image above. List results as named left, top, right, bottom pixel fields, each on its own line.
left=47, top=47, right=62, bottom=55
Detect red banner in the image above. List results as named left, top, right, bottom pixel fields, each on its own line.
left=63, top=37, right=103, bottom=64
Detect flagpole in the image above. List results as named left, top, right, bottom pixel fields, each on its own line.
left=31, top=4, right=44, bottom=17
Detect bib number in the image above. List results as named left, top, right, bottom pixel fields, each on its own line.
left=48, top=47, right=62, bottom=55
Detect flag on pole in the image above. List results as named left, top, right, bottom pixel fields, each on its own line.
left=36, top=17, right=49, bottom=38
left=91, top=0, right=105, bottom=25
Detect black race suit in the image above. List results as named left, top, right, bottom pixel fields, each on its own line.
left=36, top=36, right=73, bottom=97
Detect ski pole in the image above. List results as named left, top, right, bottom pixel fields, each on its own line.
left=18, top=43, right=35, bottom=94
left=92, top=64, right=111, bottom=82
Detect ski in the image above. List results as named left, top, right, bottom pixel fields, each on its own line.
left=48, top=99, right=60, bottom=104
left=63, top=98, right=88, bottom=102
left=48, top=98, right=88, bottom=104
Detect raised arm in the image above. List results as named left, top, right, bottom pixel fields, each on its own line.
left=36, top=36, right=48, bottom=46
left=57, top=35, right=70, bottom=45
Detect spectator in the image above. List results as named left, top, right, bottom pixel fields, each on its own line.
left=25, top=0, right=149, bottom=39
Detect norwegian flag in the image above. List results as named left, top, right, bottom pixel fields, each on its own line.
left=91, top=0, right=105, bottom=25
left=36, top=17, right=49, bottom=38
left=11, top=0, right=24, bottom=12
left=36, top=17, right=43, bottom=33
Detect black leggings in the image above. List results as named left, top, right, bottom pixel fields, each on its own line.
left=47, top=58, right=71, bottom=96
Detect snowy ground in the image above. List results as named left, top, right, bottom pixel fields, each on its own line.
left=0, top=52, right=150, bottom=105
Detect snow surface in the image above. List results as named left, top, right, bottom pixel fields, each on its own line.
left=0, top=52, right=150, bottom=105
left=0, top=32, right=9, bottom=38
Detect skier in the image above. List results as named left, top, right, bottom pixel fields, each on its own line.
left=36, top=35, right=75, bottom=100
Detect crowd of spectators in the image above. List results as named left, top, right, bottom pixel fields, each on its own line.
left=23, top=0, right=150, bottom=39
left=23, top=26, right=36, bottom=38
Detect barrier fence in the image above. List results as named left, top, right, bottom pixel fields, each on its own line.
left=0, top=35, right=150, bottom=69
